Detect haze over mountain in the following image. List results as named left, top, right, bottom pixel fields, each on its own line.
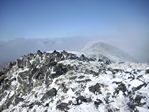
left=82, top=42, right=136, bottom=62
left=0, top=0, right=149, bottom=64
left=0, top=36, right=148, bottom=67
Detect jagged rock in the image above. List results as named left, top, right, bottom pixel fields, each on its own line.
left=109, top=68, right=122, bottom=74
left=76, top=79, right=91, bottom=83
left=0, top=92, right=7, bottom=102
left=89, top=83, right=102, bottom=94
left=17, top=76, right=23, bottom=84
left=69, top=76, right=77, bottom=80
left=60, top=83, right=68, bottom=93
left=0, top=70, right=4, bottom=76
left=0, top=50, right=148, bottom=112
left=78, top=75, right=85, bottom=79
left=29, top=101, right=42, bottom=109
left=53, top=50, right=59, bottom=55
left=127, top=102, right=136, bottom=110
left=46, top=58, right=57, bottom=66
left=98, top=56, right=111, bottom=64
left=75, top=96, right=92, bottom=105
left=145, top=68, right=149, bottom=74
left=0, top=75, right=6, bottom=85
left=132, top=83, right=147, bottom=91
left=51, top=63, right=68, bottom=78
left=37, top=50, right=43, bottom=56
left=84, top=69, right=98, bottom=76
left=16, top=59, right=24, bottom=68
left=41, top=88, right=57, bottom=101
left=134, top=95, right=145, bottom=106
left=56, top=103, right=69, bottom=111
left=18, top=71, right=28, bottom=80
left=26, top=60, right=31, bottom=68
left=14, top=96, right=24, bottom=105
left=94, top=99, right=103, bottom=108
left=79, top=54, right=90, bottom=62
left=113, top=82, right=127, bottom=96
left=8, top=61, right=16, bottom=69
left=67, top=53, right=78, bottom=60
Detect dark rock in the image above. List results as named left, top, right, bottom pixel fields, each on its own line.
left=8, top=61, right=16, bottom=69
left=89, top=83, right=102, bottom=94
left=18, top=71, right=28, bottom=80
left=14, top=96, right=24, bottom=105
left=45, top=103, right=49, bottom=107
left=29, top=101, right=42, bottom=109
left=53, top=50, right=59, bottom=55
left=69, top=76, right=77, bottom=80
left=145, top=68, right=149, bottom=74
left=31, top=67, right=39, bottom=75
left=98, top=56, right=111, bottom=65
left=85, top=69, right=98, bottom=76
left=0, top=70, right=5, bottom=76
left=127, top=102, right=135, bottom=110
left=17, top=76, right=23, bottom=84
left=0, top=92, right=7, bottom=102
left=41, top=88, right=57, bottom=101
left=60, top=83, right=68, bottom=93
left=135, top=95, right=142, bottom=105
left=61, top=50, right=78, bottom=60
left=51, top=64, right=68, bottom=78
left=134, top=95, right=146, bottom=106
left=0, top=75, right=6, bottom=85
left=76, top=96, right=92, bottom=105
left=132, top=83, right=147, bottom=92
left=67, top=53, right=78, bottom=60
left=94, top=99, right=103, bottom=108
left=79, top=54, right=90, bottom=62
left=78, top=75, right=85, bottom=79
left=113, top=82, right=127, bottom=96
left=76, top=79, right=91, bottom=83
left=37, top=50, right=43, bottom=56
left=111, top=69, right=122, bottom=74
left=48, top=59, right=57, bottom=66
left=56, top=103, right=69, bottom=111
left=16, top=59, right=24, bottom=68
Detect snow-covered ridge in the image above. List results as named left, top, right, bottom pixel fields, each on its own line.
left=82, top=42, right=136, bottom=62
left=0, top=50, right=149, bottom=112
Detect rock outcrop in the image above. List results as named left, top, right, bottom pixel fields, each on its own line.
left=0, top=50, right=148, bottom=112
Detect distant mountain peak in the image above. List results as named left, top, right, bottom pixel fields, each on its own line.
left=82, top=41, right=136, bottom=62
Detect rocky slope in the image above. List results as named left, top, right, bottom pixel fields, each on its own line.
left=0, top=50, right=149, bottom=112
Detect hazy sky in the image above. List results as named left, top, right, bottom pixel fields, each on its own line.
left=0, top=0, right=149, bottom=39
left=0, top=0, right=149, bottom=63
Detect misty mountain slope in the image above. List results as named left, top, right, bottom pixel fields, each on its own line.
left=0, top=50, right=149, bottom=112
left=82, top=42, right=136, bottom=62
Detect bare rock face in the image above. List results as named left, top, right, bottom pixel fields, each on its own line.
left=145, top=67, right=149, bottom=74
left=41, top=88, right=57, bottom=101
left=0, top=50, right=149, bottom=112
left=89, top=83, right=102, bottom=94
left=56, top=103, right=69, bottom=111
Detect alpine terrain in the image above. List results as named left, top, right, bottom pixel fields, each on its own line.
left=83, top=42, right=136, bottom=62
left=0, top=43, right=149, bottom=112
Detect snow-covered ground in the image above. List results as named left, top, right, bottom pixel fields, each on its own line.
left=0, top=50, right=149, bottom=112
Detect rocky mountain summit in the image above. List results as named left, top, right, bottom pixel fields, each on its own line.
left=0, top=50, right=149, bottom=112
